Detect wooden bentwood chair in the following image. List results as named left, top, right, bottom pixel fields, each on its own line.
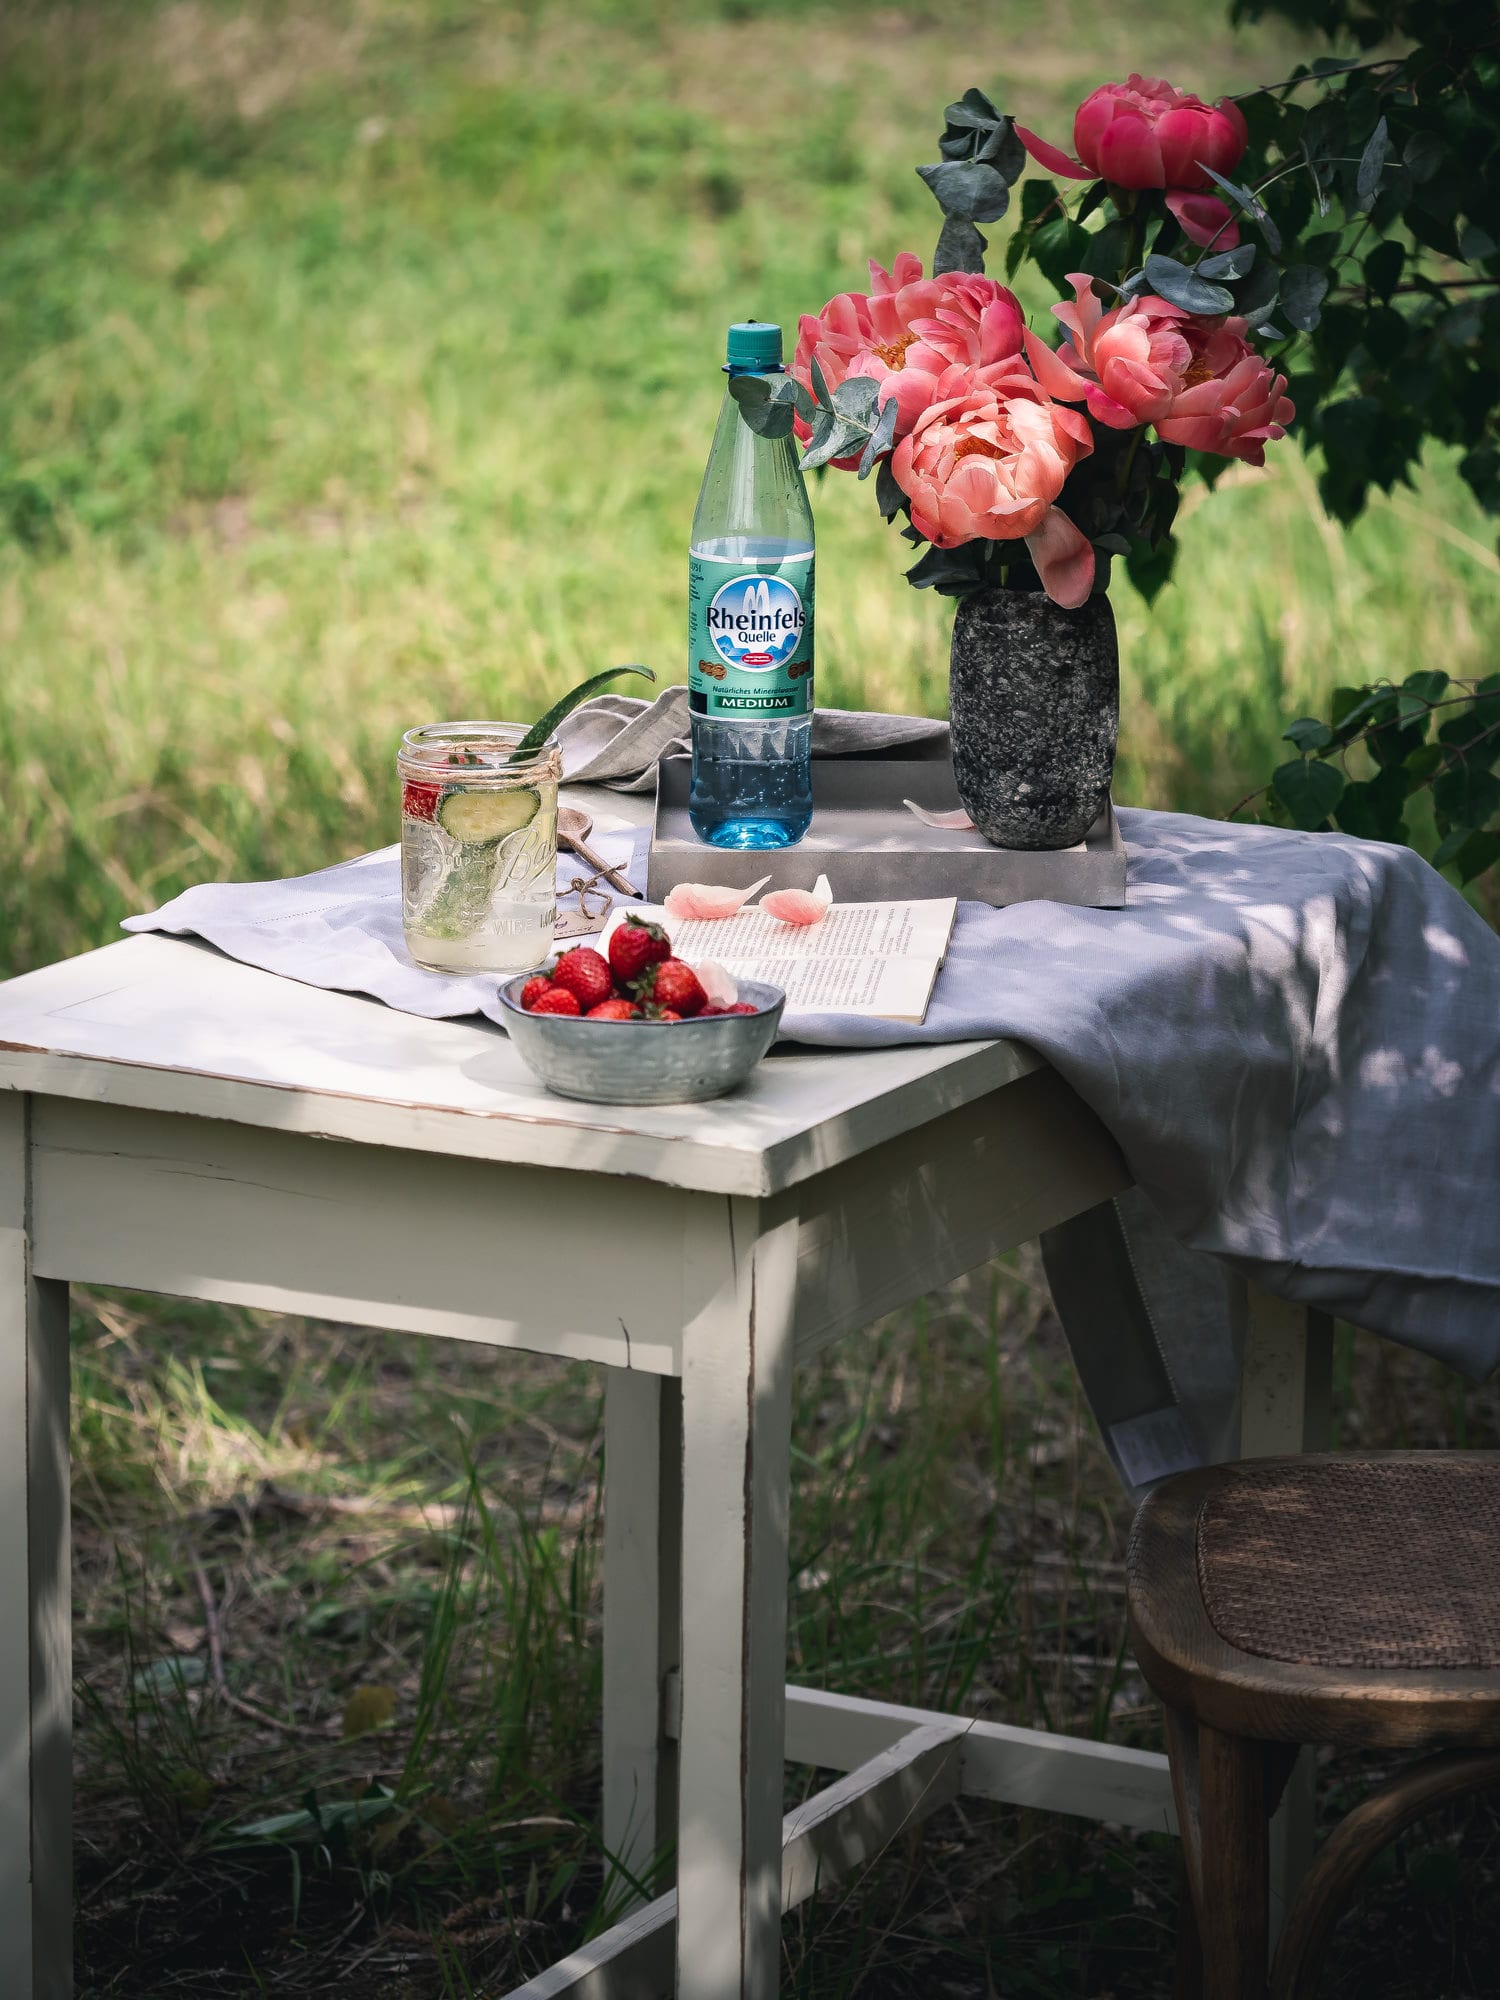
left=1126, top=1453, right=1500, bottom=2000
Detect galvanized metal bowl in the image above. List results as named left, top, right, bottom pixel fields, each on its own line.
left=496, top=977, right=785, bottom=1105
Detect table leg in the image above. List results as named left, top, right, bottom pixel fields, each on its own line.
left=676, top=1200, right=798, bottom=2000
left=1237, top=1283, right=1333, bottom=1960
left=0, top=1096, right=72, bottom=2000
left=603, top=1369, right=682, bottom=1906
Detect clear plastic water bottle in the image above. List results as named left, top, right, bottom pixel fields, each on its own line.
left=689, top=320, right=815, bottom=848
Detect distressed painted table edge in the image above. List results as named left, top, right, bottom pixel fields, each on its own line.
left=0, top=937, right=1330, bottom=1999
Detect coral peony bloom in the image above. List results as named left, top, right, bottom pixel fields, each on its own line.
left=793, top=255, right=1028, bottom=450
left=1017, top=75, right=1249, bottom=192
left=1039, top=275, right=1294, bottom=465
left=890, top=366, right=1096, bottom=607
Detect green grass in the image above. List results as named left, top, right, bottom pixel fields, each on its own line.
left=9, top=3, right=1500, bottom=1994
left=4, top=0, right=1500, bottom=976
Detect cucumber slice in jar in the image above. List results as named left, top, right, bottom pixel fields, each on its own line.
left=437, top=786, right=541, bottom=843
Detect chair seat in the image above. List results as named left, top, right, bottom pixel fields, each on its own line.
left=1128, top=1453, right=1500, bottom=1751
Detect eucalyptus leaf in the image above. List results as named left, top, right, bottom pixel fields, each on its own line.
left=1143, top=253, right=1235, bottom=316
left=728, top=374, right=796, bottom=438
left=904, top=540, right=993, bottom=596
left=799, top=416, right=867, bottom=472
left=1279, top=264, right=1329, bottom=332
left=916, top=158, right=1012, bottom=224
left=1198, top=244, right=1256, bottom=280
left=1198, top=164, right=1282, bottom=253
left=830, top=373, right=880, bottom=428
left=789, top=377, right=815, bottom=424
left=1356, top=116, right=1390, bottom=213
left=856, top=395, right=898, bottom=480
left=935, top=214, right=987, bottom=276
left=810, top=353, right=832, bottom=409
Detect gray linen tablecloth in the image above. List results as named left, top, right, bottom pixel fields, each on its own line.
left=126, top=690, right=1500, bottom=1494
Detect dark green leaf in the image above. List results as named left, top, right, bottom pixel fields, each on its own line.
left=1460, top=223, right=1498, bottom=262
left=809, top=354, right=833, bottom=409
left=1283, top=717, right=1334, bottom=752
left=1199, top=244, right=1256, bottom=280
left=1335, top=767, right=1408, bottom=843
left=874, top=456, right=906, bottom=522
left=1125, top=534, right=1176, bottom=603
left=935, top=214, right=988, bottom=276
left=1280, top=264, right=1329, bottom=332
left=1400, top=669, right=1449, bottom=707
left=1363, top=240, right=1405, bottom=301
left=789, top=377, right=815, bottom=424
left=511, top=665, right=655, bottom=760
left=1451, top=829, right=1500, bottom=883
left=904, top=540, right=994, bottom=596
left=1356, top=116, right=1390, bottom=212
left=1402, top=130, right=1444, bottom=185
left=1272, top=758, right=1346, bottom=829
left=916, top=158, right=1012, bottom=224
left=1432, top=764, right=1500, bottom=828
left=856, top=394, right=898, bottom=479
left=1031, top=217, right=1093, bottom=292
left=1143, top=253, right=1234, bottom=316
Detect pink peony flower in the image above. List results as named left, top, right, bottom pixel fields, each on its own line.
left=1017, top=75, right=1249, bottom=193
left=1032, top=275, right=1294, bottom=465
left=793, top=255, right=1028, bottom=450
left=890, top=365, right=1096, bottom=607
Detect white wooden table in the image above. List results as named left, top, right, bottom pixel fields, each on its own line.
left=0, top=929, right=1326, bottom=1999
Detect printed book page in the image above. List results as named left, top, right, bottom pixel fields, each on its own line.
left=602, top=897, right=956, bottom=1023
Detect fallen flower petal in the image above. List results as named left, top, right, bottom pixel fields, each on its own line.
left=903, top=799, right=976, bottom=830
left=696, top=960, right=739, bottom=1008
left=761, top=875, right=833, bottom=926
left=663, top=875, right=770, bottom=921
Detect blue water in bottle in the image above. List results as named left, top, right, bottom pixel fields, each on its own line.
left=688, top=322, right=815, bottom=849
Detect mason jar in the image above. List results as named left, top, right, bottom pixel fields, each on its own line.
left=397, top=722, right=561, bottom=973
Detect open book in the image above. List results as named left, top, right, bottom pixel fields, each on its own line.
left=602, top=896, right=957, bottom=1024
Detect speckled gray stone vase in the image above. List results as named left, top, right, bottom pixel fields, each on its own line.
left=949, top=588, right=1118, bottom=849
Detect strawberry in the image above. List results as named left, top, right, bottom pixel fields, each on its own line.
left=530, top=986, right=582, bottom=1017
left=586, top=997, right=641, bottom=1020
left=608, top=913, right=671, bottom=989
left=402, top=779, right=441, bottom=823
left=726, top=1001, right=761, bottom=1015
left=655, top=1008, right=683, bottom=1022
left=519, top=974, right=555, bottom=1011
left=697, top=1004, right=727, bottom=1017
left=637, top=958, right=706, bottom=1017
left=551, top=946, right=614, bottom=1011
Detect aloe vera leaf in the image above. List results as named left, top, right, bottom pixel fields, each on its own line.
left=509, top=664, right=656, bottom=762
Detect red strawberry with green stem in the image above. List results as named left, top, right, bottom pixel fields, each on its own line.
left=608, top=913, right=671, bottom=990
left=530, top=986, right=582, bottom=1017
left=519, top=975, right=555, bottom=1011
left=586, top=997, right=641, bottom=1020
left=551, top=946, right=614, bottom=1011
left=637, top=958, right=706, bottom=1017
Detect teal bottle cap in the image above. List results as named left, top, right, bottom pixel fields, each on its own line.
left=725, top=320, right=783, bottom=373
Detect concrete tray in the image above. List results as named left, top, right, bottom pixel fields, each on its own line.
left=647, top=758, right=1127, bottom=908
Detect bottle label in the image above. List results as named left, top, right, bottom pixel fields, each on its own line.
left=689, top=552, right=814, bottom=718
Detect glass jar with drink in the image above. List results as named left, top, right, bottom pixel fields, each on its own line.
left=398, top=722, right=561, bottom=973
